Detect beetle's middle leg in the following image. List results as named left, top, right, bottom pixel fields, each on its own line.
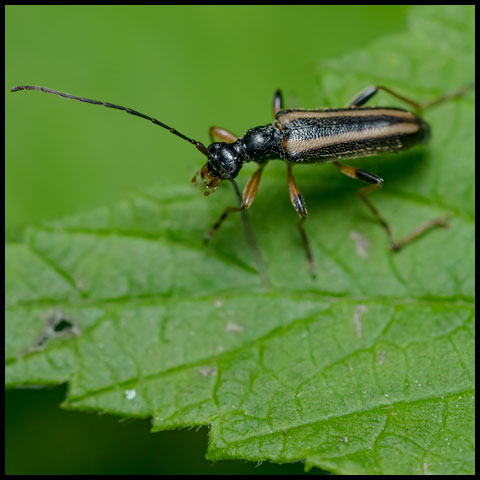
left=287, top=163, right=316, bottom=278
left=273, top=89, right=284, bottom=116
left=334, top=161, right=451, bottom=251
left=204, top=164, right=266, bottom=243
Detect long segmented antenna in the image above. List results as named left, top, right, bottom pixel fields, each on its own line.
left=10, top=85, right=209, bottom=157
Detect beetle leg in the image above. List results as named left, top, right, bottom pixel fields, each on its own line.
left=347, top=84, right=473, bottom=110
left=209, top=126, right=238, bottom=144
left=204, top=164, right=265, bottom=243
left=334, top=161, right=451, bottom=251
left=273, top=89, right=284, bottom=117
left=287, top=163, right=316, bottom=278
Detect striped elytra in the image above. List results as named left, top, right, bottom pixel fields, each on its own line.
left=276, top=107, right=430, bottom=162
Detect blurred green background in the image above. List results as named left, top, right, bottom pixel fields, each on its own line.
left=6, top=5, right=408, bottom=474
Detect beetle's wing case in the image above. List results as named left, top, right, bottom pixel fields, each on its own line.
left=275, top=107, right=430, bottom=163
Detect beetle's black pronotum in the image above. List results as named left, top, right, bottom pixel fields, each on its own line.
left=11, top=83, right=471, bottom=277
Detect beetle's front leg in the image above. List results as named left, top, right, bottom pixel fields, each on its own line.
left=209, top=126, right=238, bottom=144
left=204, top=164, right=266, bottom=243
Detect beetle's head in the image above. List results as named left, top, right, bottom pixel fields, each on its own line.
left=193, top=142, right=242, bottom=196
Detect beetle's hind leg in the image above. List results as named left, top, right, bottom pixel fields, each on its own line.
left=347, top=84, right=473, bottom=110
left=334, top=161, right=451, bottom=251
left=287, top=164, right=316, bottom=278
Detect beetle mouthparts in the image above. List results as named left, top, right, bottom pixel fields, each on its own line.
left=200, top=163, right=221, bottom=194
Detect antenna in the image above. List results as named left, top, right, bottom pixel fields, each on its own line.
left=11, top=85, right=209, bottom=157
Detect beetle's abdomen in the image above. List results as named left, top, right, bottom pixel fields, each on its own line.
left=276, top=107, right=430, bottom=163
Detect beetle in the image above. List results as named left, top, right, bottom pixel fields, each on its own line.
left=11, top=83, right=471, bottom=277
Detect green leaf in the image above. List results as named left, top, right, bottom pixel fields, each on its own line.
left=5, top=5, right=474, bottom=475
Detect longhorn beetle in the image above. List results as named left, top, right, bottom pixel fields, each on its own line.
left=11, top=83, right=471, bottom=277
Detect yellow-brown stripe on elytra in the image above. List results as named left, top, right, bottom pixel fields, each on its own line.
left=284, top=121, right=420, bottom=155
left=276, top=107, right=417, bottom=125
